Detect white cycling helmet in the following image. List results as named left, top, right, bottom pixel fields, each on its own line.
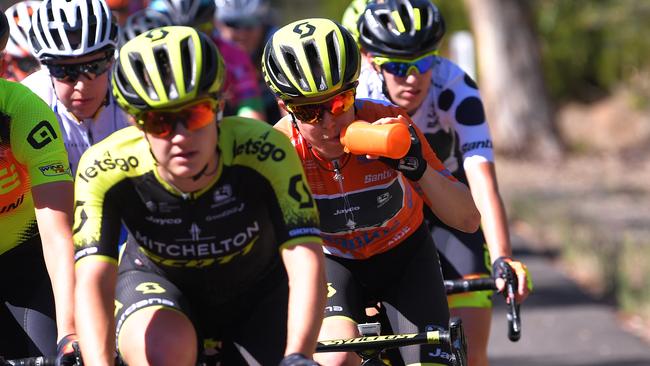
left=4, top=1, right=41, bottom=58
left=29, top=0, right=118, bottom=60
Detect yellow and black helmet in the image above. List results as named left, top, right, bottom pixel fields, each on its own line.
left=112, top=26, right=225, bottom=116
left=262, top=18, right=360, bottom=104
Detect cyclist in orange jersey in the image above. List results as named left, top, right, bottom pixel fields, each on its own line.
left=264, top=18, right=480, bottom=366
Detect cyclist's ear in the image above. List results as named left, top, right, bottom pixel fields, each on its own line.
left=277, top=98, right=288, bottom=112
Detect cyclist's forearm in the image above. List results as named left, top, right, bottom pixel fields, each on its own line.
left=75, top=260, right=118, bottom=366
left=419, top=164, right=481, bottom=233
left=283, top=243, right=327, bottom=357
left=41, top=230, right=76, bottom=339
left=33, top=182, right=76, bottom=339
left=465, top=161, right=512, bottom=261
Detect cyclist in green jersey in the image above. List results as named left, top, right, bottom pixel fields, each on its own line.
left=0, top=11, right=77, bottom=363
left=73, top=26, right=325, bottom=366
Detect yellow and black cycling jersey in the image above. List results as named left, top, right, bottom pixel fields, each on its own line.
left=0, top=78, right=72, bottom=255
left=73, top=116, right=321, bottom=298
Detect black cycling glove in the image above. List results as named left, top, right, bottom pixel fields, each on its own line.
left=379, top=125, right=427, bottom=181
left=278, top=353, right=320, bottom=366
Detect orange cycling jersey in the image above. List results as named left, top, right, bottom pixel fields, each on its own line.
left=275, top=98, right=455, bottom=259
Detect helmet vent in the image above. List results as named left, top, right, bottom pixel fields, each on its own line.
left=180, top=36, right=195, bottom=93
left=280, top=45, right=309, bottom=92
left=266, top=52, right=291, bottom=90
left=325, top=31, right=341, bottom=86
left=129, top=51, right=159, bottom=101
left=398, top=4, right=412, bottom=33
left=198, top=35, right=218, bottom=93
left=154, top=45, right=178, bottom=100
left=304, top=41, right=327, bottom=92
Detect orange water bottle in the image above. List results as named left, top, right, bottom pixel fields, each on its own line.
left=340, top=120, right=411, bottom=159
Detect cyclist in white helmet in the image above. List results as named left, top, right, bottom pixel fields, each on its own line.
left=22, top=0, right=130, bottom=175
left=1, top=1, right=41, bottom=81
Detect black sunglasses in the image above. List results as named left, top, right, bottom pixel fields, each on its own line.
left=44, top=53, right=113, bottom=82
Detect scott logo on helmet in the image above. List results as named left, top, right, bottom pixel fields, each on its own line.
left=145, top=28, right=169, bottom=42
left=293, top=21, right=316, bottom=39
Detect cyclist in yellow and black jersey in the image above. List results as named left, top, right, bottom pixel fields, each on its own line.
left=73, top=26, right=325, bottom=366
left=1, top=13, right=77, bottom=360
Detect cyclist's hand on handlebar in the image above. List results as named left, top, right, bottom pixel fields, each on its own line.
left=279, top=353, right=320, bottom=366
left=493, top=256, right=533, bottom=303
left=55, top=333, right=79, bottom=366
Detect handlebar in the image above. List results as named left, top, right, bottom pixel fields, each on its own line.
left=1, top=356, right=56, bottom=366
left=444, top=270, right=522, bottom=342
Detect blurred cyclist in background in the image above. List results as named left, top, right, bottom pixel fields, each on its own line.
left=105, top=0, right=146, bottom=26
left=1, top=1, right=41, bottom=82
left=350, top=1, right=533, bottom=365
left=23, top=0, right=130, bottom=175
left=148, top=0, right=266, bottom=121
left=120, top=7, right=173, bottom=45
left=214, top=0, right=283, bottom=123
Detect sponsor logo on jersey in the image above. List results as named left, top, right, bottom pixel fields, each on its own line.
left=461, top=139, right=493, bottom=154
left=134, top=221, right=261, bottom=265
left=377, top=192, right=392, bottom=208
left=288, top=227, right=320, bottom=237
left=145, top=216, right=183, bottom=225
left=213, top=184, right=233, bottom=203
left=38, top=162, right=71, bottom=177
left=0, top=163, right=20, bottom=194
left=364, top=170, right=394, bottom=184
left=27, top=120, right=58, bottom=149
left=333, top=206, right=360, bottom=216
left=77, top=155, right=139, bottom=183
left=0, top=193, right=24, bottom=214
left=206, top=202, right=245, bottom=221
left=233, top=134, right=287, bottom=162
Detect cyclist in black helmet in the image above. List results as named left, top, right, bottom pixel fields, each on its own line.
left=354, top=1, right=533, bottom=365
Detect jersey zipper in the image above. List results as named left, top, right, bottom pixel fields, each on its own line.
left=332, top=159, right=357, bottom=230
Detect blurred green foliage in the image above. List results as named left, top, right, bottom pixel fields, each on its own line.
left=533, top=1, right=650, bottom=103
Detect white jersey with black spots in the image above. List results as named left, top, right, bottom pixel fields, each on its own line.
left=22, top=69, right=131, bottom=175
left=357, top=56, right=494, bottom=179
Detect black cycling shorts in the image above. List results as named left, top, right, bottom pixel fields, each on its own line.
left=427, top=211, right=493, bottom=309
left=324, top=223, right=453, bottom=365
left=115, top=249, right=289, bottom=365
left=0, top=236, right=57, bottom=358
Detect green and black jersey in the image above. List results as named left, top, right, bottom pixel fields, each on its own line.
left=73, top=116, right=321, bottom=299
left=0, top=79, right=72, bottom=255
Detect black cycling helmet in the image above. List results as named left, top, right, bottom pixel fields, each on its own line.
left=1, top=11, right=10, bottom=52
left=358, top=0, right=445, bottom=58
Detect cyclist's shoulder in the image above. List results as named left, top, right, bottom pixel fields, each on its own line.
left=431, top=56, right=478, bottom=89
left=75, top=126, right=150, bottom=184
left=0, top=78, right=58, bottom=129
left=20, top=68, right=55, bottom=105
left=220, top=116, right=296, bottom=168
left=354, top=98, right=404, bottom=120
